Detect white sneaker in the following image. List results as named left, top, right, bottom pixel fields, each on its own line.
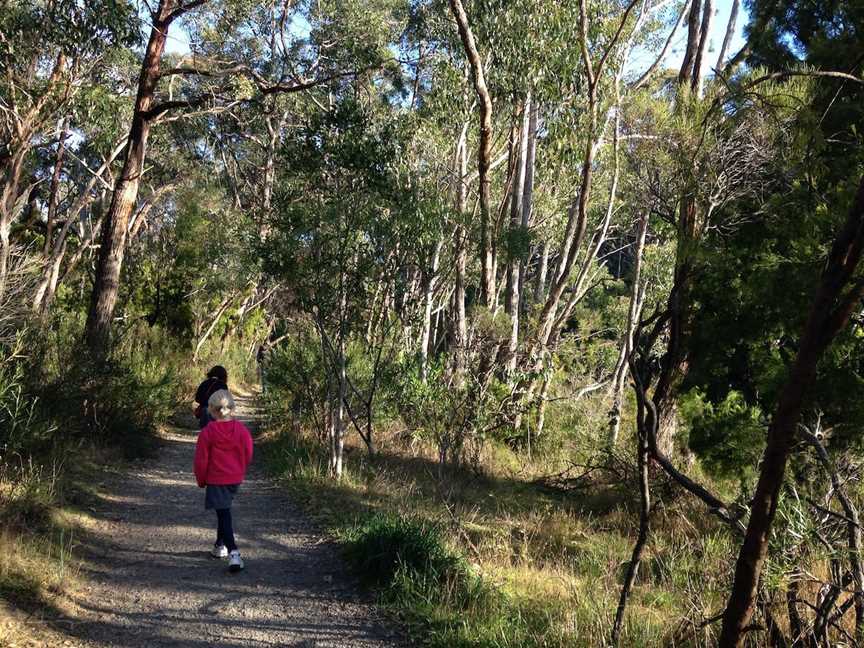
left=228, top=550, right=244, bottom=572
left=211, top=544, right=228, bottom=559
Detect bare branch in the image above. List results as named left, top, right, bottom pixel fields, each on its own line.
left=633, top=0, right=691, bottom=90
left=167, top=0, right=210, bottom=21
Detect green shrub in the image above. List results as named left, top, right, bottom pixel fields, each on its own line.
left=681, top=388, right=765, bottom=481
left=262, top=424, right=324, bottom=478
left=1, top=340, right=55, bottom=456
left=343, top=514, right=470, bottom=590
left=340, top=514, right=568, bottom=648
left=2, top=321, right=181, bottom=459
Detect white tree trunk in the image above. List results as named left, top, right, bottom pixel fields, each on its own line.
left=505, top=95, right=531, bottom=372
left=534, top=240, right=549, bottom=303
left=420, top=240, right=442, bottom=381
left=453, top=126, right=469, bottom=373
left=608, top=212, right=650, bottom=448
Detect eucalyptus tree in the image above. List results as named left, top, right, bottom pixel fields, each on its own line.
left=83, top=0, right=399, bottom=357
left=83, top=0, right=209, bottom=355
left=0, top=0, right=137, bottom=301
left=265, top=102, right=426, bottom=475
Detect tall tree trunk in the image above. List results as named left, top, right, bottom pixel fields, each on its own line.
left=331, top=343, right=346, bottom=478
left=519, top=99, right=538, bottom=309
left=678, top=0, right=703, bottom=86
left=453, top=127, right=469, bottom=373
left=521, top=100, right=538, bottom=231
left=654, top=193, right=698, bottom=455
left=44, top=116, right=70, bottom=256
left=448, top=0, right=494, bottom=308
left=420, top=240, right=442, bottom=380
left=505, top=95, right=531, bottom=372
left=719, top=176, right=864, bottom=647
left=608, top=213, right=649, bottom=448
left=690, top=0, right=713, bottom=97
left=612, top=366, right=654, bottom=645
left=716, top=0, right=740, bottom=71
left=84, top=0, right=180, bottom=357
left=331, top=272, right=348, bottom=479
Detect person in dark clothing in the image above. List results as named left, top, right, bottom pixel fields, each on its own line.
left=194, top=366, right=228, bottom=429
left=256, top=345, right=267, bottom=392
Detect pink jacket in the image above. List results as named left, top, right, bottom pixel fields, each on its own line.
left=193, top=420, right=253, bottom=487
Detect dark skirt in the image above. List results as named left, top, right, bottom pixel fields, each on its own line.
left=205, top=484, right=239, bottom=510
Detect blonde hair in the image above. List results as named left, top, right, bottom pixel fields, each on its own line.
left=208, top=389, right=235, bottom=420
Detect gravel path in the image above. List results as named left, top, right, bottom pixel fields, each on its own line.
left=53, top=395, right=404, bottom=648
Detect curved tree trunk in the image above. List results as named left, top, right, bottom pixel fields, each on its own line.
left=719, top=176, right=864, bottom=647
left=84, top=0, right=181, bottom=357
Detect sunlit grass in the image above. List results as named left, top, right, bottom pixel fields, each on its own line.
left=261, top=418, right=740, bottom=647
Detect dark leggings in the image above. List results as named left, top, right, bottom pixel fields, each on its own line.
left=215, top=508, right=237, bottom=552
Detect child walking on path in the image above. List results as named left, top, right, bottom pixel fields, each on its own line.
left=193, top=366, right=229, bottom=429
left=193, top=389, right=253, bottom=572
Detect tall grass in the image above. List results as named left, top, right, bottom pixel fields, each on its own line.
left=0, top=450, right=76, bottom=607
left=1, top=320, right=184, bottom=621
left=341, top=514, right=567, bottom=648
left=261, top=411, right=732, bottom=648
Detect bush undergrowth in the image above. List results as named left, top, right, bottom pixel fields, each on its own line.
left=0, top=318, right=258, bottom=625
left=261, top=401, right=733, bottom=647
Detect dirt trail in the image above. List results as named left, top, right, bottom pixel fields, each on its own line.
left=47, top=395, right=404, bottom=648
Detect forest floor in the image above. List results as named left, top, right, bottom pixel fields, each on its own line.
left=1, top=393, right=405, bottom=648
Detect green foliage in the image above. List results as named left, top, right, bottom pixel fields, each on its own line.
left=341, top=513, right=562, bottom=648
left=1, top=317, right=187, bottom=462
left=0, top=0, right=139, bottom=61
left=261, top=326, right=327, bottom=433
left=500, top=224, right=532, bottom=262
left=343, top=514, right=475, bottom=592
left=681, top=389, right=765, bottom=481
left=0, top=340, right=53, bottom=459
left=396, top=360, right=507, bottom=466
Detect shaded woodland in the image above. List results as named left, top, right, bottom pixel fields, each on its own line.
left=2, top=0, right=864, bottom=646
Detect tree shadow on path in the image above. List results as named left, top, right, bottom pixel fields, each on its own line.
left=40, top=393, right=405, bottom=648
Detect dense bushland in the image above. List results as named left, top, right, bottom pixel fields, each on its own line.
left=261, top=382, right=742, bottom=647
left=3, top=0, right=864, bottom=646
